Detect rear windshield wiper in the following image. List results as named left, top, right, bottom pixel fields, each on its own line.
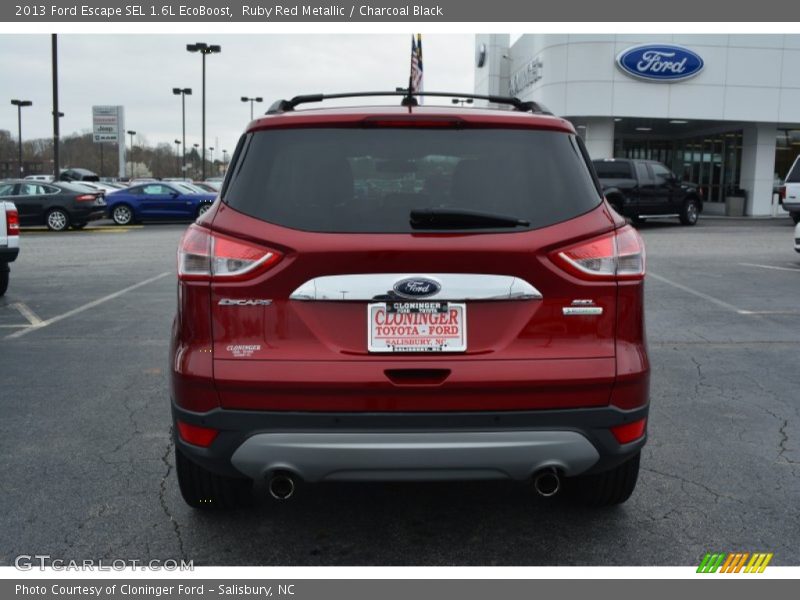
left=410, top=208, right=530, bottom=230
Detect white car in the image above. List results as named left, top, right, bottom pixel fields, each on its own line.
left=74, top=181, right=121, bottom=196
left=24, top=174, right=55, bottom=182
left=0, top=201, right=20, bottom=297
left=781, top=155, right=800, bottom=224
left=794, top=221, right=800, bottom=253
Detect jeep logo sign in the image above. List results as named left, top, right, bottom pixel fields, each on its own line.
left=392, top=277, right=441, bottom=299
left=616, top=44, right=704, bottom=82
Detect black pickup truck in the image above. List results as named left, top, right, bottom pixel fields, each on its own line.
left=593, top=158, right=703, bottom=226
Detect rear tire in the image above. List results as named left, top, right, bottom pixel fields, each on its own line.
left=111, top=204, right=134, bottom=226
left=175, top=447, right=253, bottom=510
left=566, top=452, right=641, bottom=507
left=46, top=208, right=70, bottom=231
left=679, top=198, right=700, bottom=226
left=197, top=202, right=212, bottom=217
left=0, top=262, right=8, bottom=297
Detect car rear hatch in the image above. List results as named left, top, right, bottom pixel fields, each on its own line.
left=186, top=116, right=639, bottom=412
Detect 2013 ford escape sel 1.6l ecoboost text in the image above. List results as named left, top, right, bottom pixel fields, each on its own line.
left=170, top=92, right=649, bottom=509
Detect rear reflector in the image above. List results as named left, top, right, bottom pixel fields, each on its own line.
left=553, top=225, right=646, bottom=280
left=6, top=207, right=19, bottom=235
left=176, top=420, right=219, bottom=447
left=610, top=418, right=647, bottom=444
left=178, top=224, right=282, bottom=281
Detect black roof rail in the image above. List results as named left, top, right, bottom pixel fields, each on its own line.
left=266, top=91, right=552, bottom=115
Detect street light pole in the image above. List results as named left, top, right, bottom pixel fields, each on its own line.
left=172, top=87, right=192, bottom=178
left=208, top=146, right=214, bottom=171
left=174, top=140, right=181, bottom=177
left=10, top=99, right=33, bottom=177
left=192, top=143, right=199, bottom=179
left=126, top=130, right=136, bottom=180
left=241, top=96, right=263, bottom=120
left=186, top=43, right=221, bottom=181
left=51, top=34, right=60, bottom=179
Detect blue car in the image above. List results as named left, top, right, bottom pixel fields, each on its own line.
left=106, top=182, right=216, bottom=225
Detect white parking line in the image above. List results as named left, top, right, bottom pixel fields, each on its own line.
left=648, top=272, right=745, bottom=314
left=739, top=262, right=800, bottom=273
left=4, top=271, right=171, bottom=340
left=13, top=302, right=43, bottom=326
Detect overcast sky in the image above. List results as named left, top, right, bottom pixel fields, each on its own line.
left=0, top=34, right=475, bottom=154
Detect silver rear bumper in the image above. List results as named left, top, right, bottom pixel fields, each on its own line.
left=230, top=430, right=599, bottom=482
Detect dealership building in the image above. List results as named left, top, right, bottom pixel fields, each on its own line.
left=475, top=34, right=800, bottom=216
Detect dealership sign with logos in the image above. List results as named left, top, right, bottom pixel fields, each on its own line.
left=616, top=44, right=704, bottom=82
left=91, top=105, right=124, bottom=143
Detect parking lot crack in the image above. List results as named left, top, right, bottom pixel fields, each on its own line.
left=643, top=466, right=740, bottom=505
left=158, top=428, right=186, bottom=561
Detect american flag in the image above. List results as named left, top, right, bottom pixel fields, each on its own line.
left=410, top=34, right=423, bottom=97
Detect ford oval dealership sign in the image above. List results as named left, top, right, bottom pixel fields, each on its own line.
left=616, top=44, right=704, bottom=82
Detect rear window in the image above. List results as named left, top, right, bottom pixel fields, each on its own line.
left=787, top=157, right=800, bottom=184
left=593, top=160, right=634, bottom=179
left=223, top=128, right=601, bottom=233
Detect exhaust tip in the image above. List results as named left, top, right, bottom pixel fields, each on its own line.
left=533, top=469, right=561, bottom=497
left=268, top=471, right=296, bottom=500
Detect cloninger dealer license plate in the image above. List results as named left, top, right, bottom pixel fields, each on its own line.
left=368, top=302, right=467, bottom=353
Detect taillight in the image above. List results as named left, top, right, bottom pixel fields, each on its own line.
left=177, top=224, right=282, bottom=281
left=6, top=207, right=19, bottom=235
left=610, top=418, right=647, bottom=444
left=779, top=186, right=786, bottom=201
left=553, top=225, right=645, bottom=280
left=75, top=194, right=97, bottom=202
left=176, top=420, right=218, bottom=447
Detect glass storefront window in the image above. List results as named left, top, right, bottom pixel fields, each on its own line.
left=616, top=130, right=742, bottom=203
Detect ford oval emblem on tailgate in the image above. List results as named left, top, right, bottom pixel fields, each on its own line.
left=616, top=44, right=704, bottom=82
left=392, top=277, right=441, bottom=299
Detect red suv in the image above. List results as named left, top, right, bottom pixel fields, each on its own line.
left=170, top=92, right=649, bottom=509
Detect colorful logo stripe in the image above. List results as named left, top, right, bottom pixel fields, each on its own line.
left=697, top=552, right=773, bottom=573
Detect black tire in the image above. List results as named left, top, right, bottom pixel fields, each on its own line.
left=111, top=204, right=134, bottom=226
left=791, top=213, right=800, bottom=225
left=197, top=202, right=213, bottom=218
left=679, top=198, right=700, bottom=226
left=0, top=262, right=8, bottom=297
left=71, top=222, right=88, bottom=230
left=566, top=452, right=641, bottom=507
left=175, top=447, right=253, bottom=509
left=46, top=208, right=70, bottom=231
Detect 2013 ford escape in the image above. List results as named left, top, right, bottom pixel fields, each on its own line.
left=170, top=92, right=649, bottom=508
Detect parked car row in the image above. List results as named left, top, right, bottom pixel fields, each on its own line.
left=22, top=170, right=225, bottom=191
left=0, top=177, right=219, bottom=231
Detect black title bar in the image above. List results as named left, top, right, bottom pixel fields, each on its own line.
left=4, top=0, right=800, bottom=22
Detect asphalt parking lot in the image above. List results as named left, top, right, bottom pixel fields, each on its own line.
left=1, top=217, right=799, bottom=566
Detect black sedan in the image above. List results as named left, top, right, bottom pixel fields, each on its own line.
left=0, top=180, right=106, bottom=231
